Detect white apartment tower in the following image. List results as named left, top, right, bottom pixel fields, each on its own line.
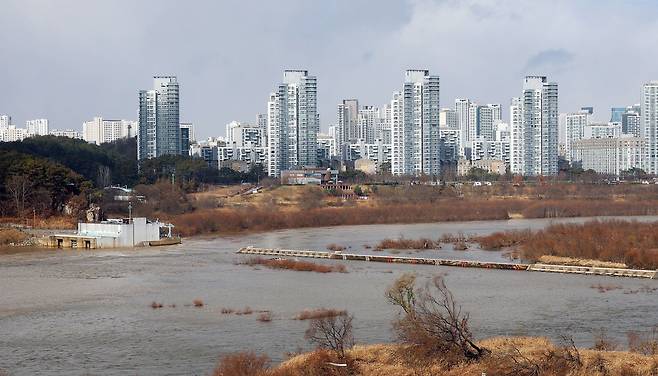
left=138, top=76, right=181, bottom=160
left=564, top=110, right=590, bottom=161
left=83, top=117, right=135, bottom=145
left=267, top=70, right=318, bottom=177
left=455, top=98, right=471, bottom=153
left=25, top=119, right=49, bottom=136
left=642, top=82, right=658, bottom=174
left=391, top=69, right=441, bottom=176
left=510, top=76, right=559, bottom=176
left=336, top=99, right=359, bottom=160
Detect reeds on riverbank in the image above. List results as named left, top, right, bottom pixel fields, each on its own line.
left=376, top=237, right=439, bottom=250
left=294, top=308, right=347, bottom=320
left=475, top=220, right=658, bottom=269
left=172, top=198, right=658, bottom=237
left=240, top=256, right=347, bottom=273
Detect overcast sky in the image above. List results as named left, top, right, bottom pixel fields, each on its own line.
left=3, top=0, right=658, bottom=138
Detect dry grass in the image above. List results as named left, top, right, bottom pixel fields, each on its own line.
left=240, top=257, right=347, bottom=273
left=0, top=228, right=29, bottom=245
left=172, top=191, right=658, bottom=237
left=193, top=299, right=204, bottom=307
left=294, top=308, right=347, bottom=320
left=473, top=229, right=531, bottom=250
left=474, top=220, right=658, bottom=269
left=270, top=337, right=658, bottom=376
left=376, top=237, right=439, bottom=250
left=539, top=255, right=628, bottom=269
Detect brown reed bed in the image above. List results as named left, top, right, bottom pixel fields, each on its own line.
left=294, top=308, right=347, bottom=320
left=376, top=237, right=439, bottom=250
left=172, top=198, right=658, bottom=237
left=240, top=257, right=347, bottom=273
left=473, top=220, right=658, bottom=269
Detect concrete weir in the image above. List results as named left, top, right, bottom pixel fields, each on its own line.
left=236, top=247, right=658, bottom=279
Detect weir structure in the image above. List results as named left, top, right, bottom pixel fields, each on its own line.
left=237, top=247, right=657, bottom=279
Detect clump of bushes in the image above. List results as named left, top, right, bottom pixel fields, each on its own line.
left=294, top=308, right=347, bottom=321
left=473, top=229, right=531, bottom=250
left=376, top=237, right=439, bottom=250
left=257, top=312, right=272, bottom=322
left=241, top=257, right=347, bottom=273
left=326, top=243, right=346, bottom=252
left=0, top=228, right=29, bottom=246
left=479, top=220, right=658, bottom=269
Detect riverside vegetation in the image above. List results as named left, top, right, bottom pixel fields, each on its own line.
left=211, top=273, right=658, bottom=376
left=368, top=220, right=658, bottom=269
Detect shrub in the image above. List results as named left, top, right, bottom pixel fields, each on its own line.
left=257, top=312, right=272, bottom=322
left=376, top=237, right=439, bottom=250
left=0, top=228, right=29, bottom=245
left=211, top=351, right=269, bottom=376
left=193, top=299, right=204, bottom=307
left=150, top=301, right=163, bottom=309
left=240, top=257, right=347, bottom=273
left=295, top=308, right=347, bottom=321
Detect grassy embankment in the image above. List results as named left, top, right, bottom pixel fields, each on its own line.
left=174, top=183, right=658, bottom=236
left=262, top=338, right=658, bottom=376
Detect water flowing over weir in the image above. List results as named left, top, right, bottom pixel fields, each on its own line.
left=237, top=246, right=658, bottom=279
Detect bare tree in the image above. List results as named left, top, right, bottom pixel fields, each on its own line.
left=305, top=313, right=354, bottom=359
left=386, top=273, right=487, bottom=361
left=6, top=174, right=31, bottom=217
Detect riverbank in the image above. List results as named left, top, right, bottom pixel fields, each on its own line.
left=258, top=337, right=658, bottom=375
left=171, top=197, right=658, bottom=237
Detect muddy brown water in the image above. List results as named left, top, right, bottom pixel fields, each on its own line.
left=1, top=216, right=657, bottom=375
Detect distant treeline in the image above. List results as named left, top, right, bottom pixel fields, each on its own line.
left=0, top=136, right=266, bottom=217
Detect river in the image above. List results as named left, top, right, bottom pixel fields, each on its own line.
left=1, top=216, right=657, bottom=375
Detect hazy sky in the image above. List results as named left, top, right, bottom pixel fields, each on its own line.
left=3, top=0, right=658, bottom=139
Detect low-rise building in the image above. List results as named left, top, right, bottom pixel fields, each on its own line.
left=458, top=158, right=506, bottom=176
left=281, top=168, right=338, bottom=185
left=47, top=218, right=175, bottom=249
left=572, top=137, right=646, bottom=175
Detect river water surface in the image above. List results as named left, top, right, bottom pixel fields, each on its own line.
left=1, top=216, right=658, bottom=375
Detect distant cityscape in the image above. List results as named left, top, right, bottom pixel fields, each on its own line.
left=2, top=70, right=657, bottom=178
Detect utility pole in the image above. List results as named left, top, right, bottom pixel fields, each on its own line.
left=129, top=202, right=134, bottom=247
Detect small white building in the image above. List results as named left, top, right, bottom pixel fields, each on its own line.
left=48, top=218, right=174, bottom=249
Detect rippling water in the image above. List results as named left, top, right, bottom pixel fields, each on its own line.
left=1, top=216, right=657, bottom=375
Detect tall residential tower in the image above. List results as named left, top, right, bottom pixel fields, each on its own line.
left=138, top=76, right=181, bottom=160
left=391, top=69, right=441, bottom=176
left=267, top=70, right=318, bottom=177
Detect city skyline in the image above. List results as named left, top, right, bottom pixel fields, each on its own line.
left=3, top=1, right=658, bottom=139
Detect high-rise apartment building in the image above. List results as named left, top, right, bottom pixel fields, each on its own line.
left=455, top=98, right=471, bottom=153
left=390, top=69, right=441, bottom=176
left=267, top=70, right=318, bottom=177
left=642, top=82, right=658, bottom=174
left=83, top=117, right=135, bottom=145
left=138, top=76, right=181, bottom=160
left=510, top=76, right=559, bottom=176
left=0, top=115, right=10, bottom=128
left=180, top=122, right=195, bottom=155
left=225, top=121, right=264, bottom=147
left=564, top=110, right=590, bottom=161
left=439, top=108, right=457, bottom=129
left=26, top=119, right=49, bottom=136
left=336, top=99, right=360, bottom=160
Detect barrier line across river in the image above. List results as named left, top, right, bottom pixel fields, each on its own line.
left=236, top=247, right=657, bottom=279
